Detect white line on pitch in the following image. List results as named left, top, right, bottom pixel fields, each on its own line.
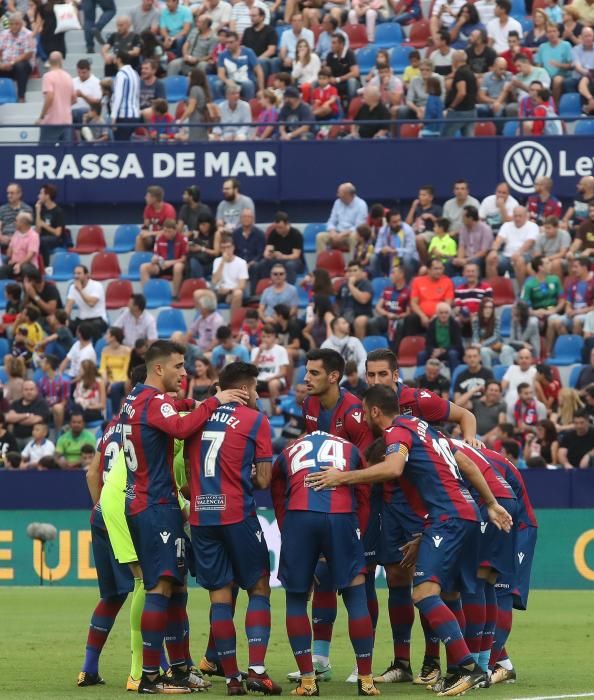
left=512, top=694, right=594, bottom=700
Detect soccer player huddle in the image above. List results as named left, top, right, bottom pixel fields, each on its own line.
left=77, top=341, right=538, bottom=698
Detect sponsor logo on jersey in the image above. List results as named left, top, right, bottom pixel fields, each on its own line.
left=335, top=418, right=343, bottom=430
left=518, top=551, right=525, bottom=564
left=160, top=403, right=177, bottom=418
left=306, top=415, right=318, bottom=422
left=432, top=535, right=443, bottom=548
left=195, top=494, right=227, bottom=511
left=159, top=531, right=171, bottom=543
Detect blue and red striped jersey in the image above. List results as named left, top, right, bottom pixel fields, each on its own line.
left=120, top=384, right=221, bottom=516
left=90, top=417, right=122, bottom=529
left=483, top=449, right=538, bottom=528
left=449, top=439, right=516, bottom=504
left=398, top=384, right=450, bottom=423
left=187, top=402, right=273, bottom=527
left=271, top=431, right=362, bottom=528
left=384, top=416, right=480, bottom=523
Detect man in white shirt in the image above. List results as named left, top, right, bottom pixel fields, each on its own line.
left=430, top=0, right=465, bottom=44
left=197, top=0, right=232, bottom=32
left=279, top=14, right=314, bottom=68
left=321, top=315, right=367, bottom=376
left=72, top=59, right=102, bottom=124
left=486, top=206, right=538, bottom=287
left=65, top=265, right=108, bottom=341
left=475, top=0, right=496, bottom=24
left=194, top=235, right=248, bottom=314
left=486, top=0, right=523, bottom=53
left=59, top=322, right=98, bottom=379
left=479, top=182, right=519, bottom=233
left=251, top=324, right=289, bottom=409
left=501, top=348, right=537, bottom=410
left=113, top=293, right=158, bottom=347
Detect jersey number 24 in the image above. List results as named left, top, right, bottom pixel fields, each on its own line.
left=288, top=438, right=347, bottom=474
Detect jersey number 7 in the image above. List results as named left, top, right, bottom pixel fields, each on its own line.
left=202, top=430, right=225, bottom=478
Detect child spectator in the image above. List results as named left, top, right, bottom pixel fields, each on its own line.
left=340, top=359, right=367, bottom=398
left=80, top=443, right=97, bottom=469
left=37, top=354, right=70, bottom=432
left=20, top=306, right=45, bottom=353
left=149, top=98, right=176, bottom=140
left=427, top=217, right=457, bottom=272
left=37, top=309, right=74, bottom=362
left=211, top=325, right=250, bottom=370
left=11, top=326, right=32, bottom=367
left=2, top=283, right=23, bottom=328
left=272, top=72, right=292, bottom=103
left=532, top=87, right=563, bottom=136
left=420, top=76, right=444, bottom=137
left=254, top=90, right=279, bottom=140
left=403, top=49, right=422, bottom=86
left=311, top=68, right=339, bottom=121
left=352, top=224, right=375, bottom=270
left=20, top=423, right=55, bottom=470
left=240, top=308, right=263, bottom=350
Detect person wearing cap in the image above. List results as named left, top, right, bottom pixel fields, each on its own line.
left=278, top=85, right=314, bottom=140
left=72, top=59, right=102, bottom=124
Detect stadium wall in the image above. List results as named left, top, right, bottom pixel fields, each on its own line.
left=0, top=508, right=592, bottom=589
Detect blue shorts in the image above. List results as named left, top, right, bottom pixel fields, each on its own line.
left=279, top=511, right=365, bottom=593
left=92, top=524, right=134, bottom=599
left=414, top=518, right=480, bottom=595
left=479, top=498, right=518, bottom=578
left=191, top=515, right=270, bottom=591
left=378, top=501, right=424, bottom=566
left=363, top=491, right=382, bottom=566
left=126, top=504, right=187, bottom=591
left=495, top=525, right=537, bottom=610
left=184, top=534, right=196, bottom=579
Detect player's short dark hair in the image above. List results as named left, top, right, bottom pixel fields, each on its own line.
left=130, top=363, right=147, bottom=385
left=131, top=293, right=146, bottom=312
left=365, top=349, right=398, bottom=372
left=216, top=325, right=232, bottom=341
left=218, top=362, right=258, bottom=390
left=363, top=385, right=399, bottom=416
left=77, top=322, right=94, bottom=341
left=145, top=340, right=186, bottom=368
left=44, top=354, right=60, bottom=371
left=502, top=439, right=519, bottom=460
left=307, top=348, right=345, bottom=379
left=365, top=437, right=386, bottom=467
left=108, top=326, right=124, bottom=344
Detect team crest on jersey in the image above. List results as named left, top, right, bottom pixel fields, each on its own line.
left=352, top=411, right=362, bottom=424
left=160, top=403, right=177, bottom=418
left=518, top=552, right=525, bottom=564
left=159, top=531, right=171, bottom=543
left=335, top=418, right=343, bottom=430
left=356, top=528, right=361, bottom=539
left=480, top=522, right=488, bottom=534
left=255, top=530, right=263, bottom=543
left=432, top=535, right=443, bottom=548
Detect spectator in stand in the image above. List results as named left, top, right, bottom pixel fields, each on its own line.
left=486, top=206, right=537, bottom=287
left=415, top=358, right=450, bottom=399
left=251, top=324, right=289, bottom=410
left=242, top=8, right=278, bottom=79
left=442, top=179, right=480, bottom=235
left=335, top=260, right=373, bottom=337
left=578, top=65, right=594, bottom=115
left=455, top=262, right=493, bottom=340
left=576, top=346, right=594, bottom=390
left=523, top=9, right=549, bottom=50
left=99, top=326, right=131, bottom=416
left=217, top=29, right=263, bottom=99
left=65, top=266, right=108, bottom=341
left=534, top=363, right=561, bottom=412
left=406, top=185, right=442, bottom=247
left=216, top=178, right=255, bottom=231
left=177, top=293, right=225, bottom=363
left=427, top=218, right=458, bottom=273
left=59, top=322, right=97, bottom=380
left=139, top=218, right=188, bottom=298
left=467, top=379, right=506, bottom=444
left=211, top=325, right=250, bottom=370
left=136, top=185, right=177, bottom=252
left=168, top=14, right=217, bottom=76
left=139, top=60, right=166, bottom=115
left=348, top=0, right=389, bottom=43
left=533, top=217, right=571, bottom=279
left=365, top=264, right=410, bottom=343
left=561, top=176, right=594, bottom=231
left=0, top=213, right=38, bottom=279
left=431, top=29, right=454, bottom=76
left=417, top=302, right=464, bottom=373
left=72, top=59, right=102, bottom=124
left=395, top=257, right=455, bottom=344
left=258, top=265, right=299, bottom=323
left=524, top=419, right=559, bottom=467
left=321, top=316, right=367, bottom=376
left=501, top=347, right=537, bottom=410
left=477, top=56, right=514, bottom=121
left=526, top=176, right=563, bottom=226
left=570, top=202, right=594, bottom=258
left=197, top=0, right=232, bottom=33
left=478, top=182, right=518, bottom=234
left=0, top=13, right=34, bottom=103
left=511, top=61, right=552, bottom=108
left=37, top=51, right=75, bottom=144
left=449, top=4, right=483, bottom=49
left=35, top=184, right=66, bottom=267
left=102, top=16, right=141, bottom=77
left=430, top=0, right=465, bottom=44
left=195, top=235, right=248, bottom=314
left=186, top=357, right=217, bottom=401
left=522, top=255, right=564, bottom=347
left=177, top=185, right=212, bottom=235
left=315, top=15, right=348, bottom=61
left=311, top=68, right=339, bottom=121
left=113, top=293, right=158, bottom=347
left=211, top=82, right=252, bottom=141
left=557, top=409, right=594, bottom=468
left=0, top=183, right=32, bottom=245
left=278, top=85, right=315, bottom=140
left=452, top=206, right=494, bottom=276
left=372, top=209, right=418, bottom=280
left=279, top=14, right=314, bottom=68
left=2, top=356, right=24, bottom=405
left=302, top=294, right=335, bottom=349
left=466, top=27, right=497, bottom=74
left=351, top=85, right=390, bottom=139
left=506, top=300, right=542, bottom=361
left=441, top=50, right=478, bottom=137
left=453, top=345, right=495, bottom=404
left=6, top=380, right=51, bottom=450
left=398, top=59, right=444, bottom=120
left=254, top=211, right=305, bottom=288
left=292, top=39, right=321, bottom=95
left=130, top=0, right=161, bottom=35
left=500, top=31, right=532, bottom=75
left=110, top=52, right=141, bottom=141
left=535, top=23, right=574, bottom=104
left=37, top=310, right=74, bottom=362
left=316, top=182, right=368, bottom=254
left=571, top=26, right=594, bottom=87
left=55, top=413, right=97, bottom=469
left=511, top=382, right=547, bottom=440
left=391, top=0, right=422, bottom=25
left=72, top=360, right=106, bottom=424
left=340, top=359, right=367, bottom=400
left=326, top=33, right=360, bottom=106
left=486, top=0, right=523, bottom=53
left=273, top=303, right=307, bottom=363
left=547, top=257, right=594, bottom=346
left=230, top=208, right=265, bottom=287
left=159, top=0, right=192, bottom=57
left=20, top=423, right=55, bottom=470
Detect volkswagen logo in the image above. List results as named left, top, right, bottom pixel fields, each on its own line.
left=502, top=141, right=553, bottom=194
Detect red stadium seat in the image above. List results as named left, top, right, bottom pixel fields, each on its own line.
left=70, top=225, right=106, bottom=254
left=491, top=276, right=516, bottom=306
left=407, top=19, right=431, bottom=48
left=316, top=250, right=346, bottom=278
left=172, top=278, right=207, bottom=308
left=475, top=121, right=497, bottom=137
left=344, top=24, right=368, bottom=50
left=347, top=97, right=363, bottom=121
left=332, top=276, right=346, bottom=294
left=255, top=278, right=272, bottom=295
left=90, top=252, right=121, bottom=281
left=398, top=336, right=426, bottom=367
left=230, top=307, right=248, bottom=334
left=175, top=101, right=187, bottom=120
left=105, top=279, right=134, bottom=309
left=399, top=123, right=420, bottom=138
left=250, top=98, right=264, bottom=120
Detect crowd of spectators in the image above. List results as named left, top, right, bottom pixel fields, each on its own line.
left=0, top=174, right=592, bottom=471
left=2, top=0, right=594, bottom=139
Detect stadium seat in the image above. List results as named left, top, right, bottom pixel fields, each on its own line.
left=90, top=252, right=121, bottom=281
left=122, top=252, right=152, bottom=281
left=0, top=279, right=15, bottom=308
left=451, top=275, right=466, bottom=289
left=157, top=309, right=187, bottom=338
left=510, top=0, right=526, bottom=15
left=407, top=19, right=431, bottom=48
left=47, top=251, right=80, bottom=281
left=502, top=120, right=518, bottom=137
left=344, top=23, right=368, bottom=50
left=172, top=278, right=207, bottom=308
left=500, top=305, right=512, bottom=337
left=164, top=76, right=189, bottom=102
left=449, top=364, right=468, bottom=399
left=363, top=336, right=389, bottom=352
left=144, top=278, right=173, bottom=309
left=297, top=283, right=309, bottom=308
left=398, top=336, right=425, bottom=367
left=546, top=335, right=584, bottom=366
left=374, top=23, right=404, bottom=48
left=303, top=223, right=326, bottom=253
left=347, top=96, right=363, bottom=121
left=255, top=278, right=272, bottom=295
left=390, top=46, right=413, bottom=74
left=356, top=46, right=379, bottom=74
left=249, top=98, right=264, bottom=120
left=94, top=336, right=107, bottom=363
left=493, top=365, right=507, bottom=382
left=0, top=78, right=17, bottom=104
left=574, top=119, right=594, bottom=135
left=293, top=364, right=306, bottom=386
left=332, top=276, right=346, bottom=294
left=491, top=276, right=516, bottom=306
left=175, top=101, right=187, bottom=120
left=230, top=307, right=248, bottom=334
left=316, top=250, right=345, bottom=278
left=107, top=224, right=140, bottom=253
left=70, top=225, right=106, bottom=254
left=371, top=276, right=391, bottom=304
left=105, top=279, right=134, bottom=309
left=0, top=337, right=9, bottom=357
left=413, top=365, right=425, bottom=380
left=515, top=16, right=533, bottom=33
left=475, top=121, right=497, bottom=137
left=568, top=364, right=586, bottom=388
left=399, top=123, right=420, bottom=138
left=0, top=368, right=7, bottom=383
left=559, top=92, right=581, bottom=120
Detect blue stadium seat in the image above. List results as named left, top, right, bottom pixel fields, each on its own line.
left=157, top=309, right=187, bottom=338
left=276, top=24, right=291, bottom=45
left=413, top=365, right=425, bottom=380
left=374, top=23, right=404, bottom=48
left=363, top=336, right=388, bottom=352
left=568, top=364, right=586, bottom=388
left=144, top=278, right=173, bottom=309
left=514, top=16, right=533, bottom=33
left=559, top=92, right=581, bottom=120
left=574, top=119, right=594, bottom=135
left=500, top=306, right=512, bottom=337
left=0, top=368, right=7, bottom=383
left=94, top=336, right=107, bottom=363
left=390, top=45, right=413, bottom=74
left=502, top=120, right=518, bottom=137
left=0, top=78, right=17, bottom=105
left=493, top=364, right=508, bottom=382
left=510, top=0, right=526, bottom=17
left=106, top=224, right=140, bottom=253
left=293, top=364, right=306, bottom=387
left=356, top=46, right=379, bottom=74
left=449, top=364, right=468, bottom=399
left=122, top=252, right=152, bottom=281
left=451, top=276, right=466, bottom=289
left=0, top=337, right=9, bottom=357
left=371, top=276, right=391, bottom=305
left=47, top=252, right=81, bottom=281
left=297, top=283, right=309, bottom=309
left=164, top=76, right=189, bottom=102
left=546, top=334, right=585, bottom=366
left=303, top=223, right=326, bottom=253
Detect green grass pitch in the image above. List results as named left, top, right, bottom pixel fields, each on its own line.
left=1, top=587, right=593, bottom=699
